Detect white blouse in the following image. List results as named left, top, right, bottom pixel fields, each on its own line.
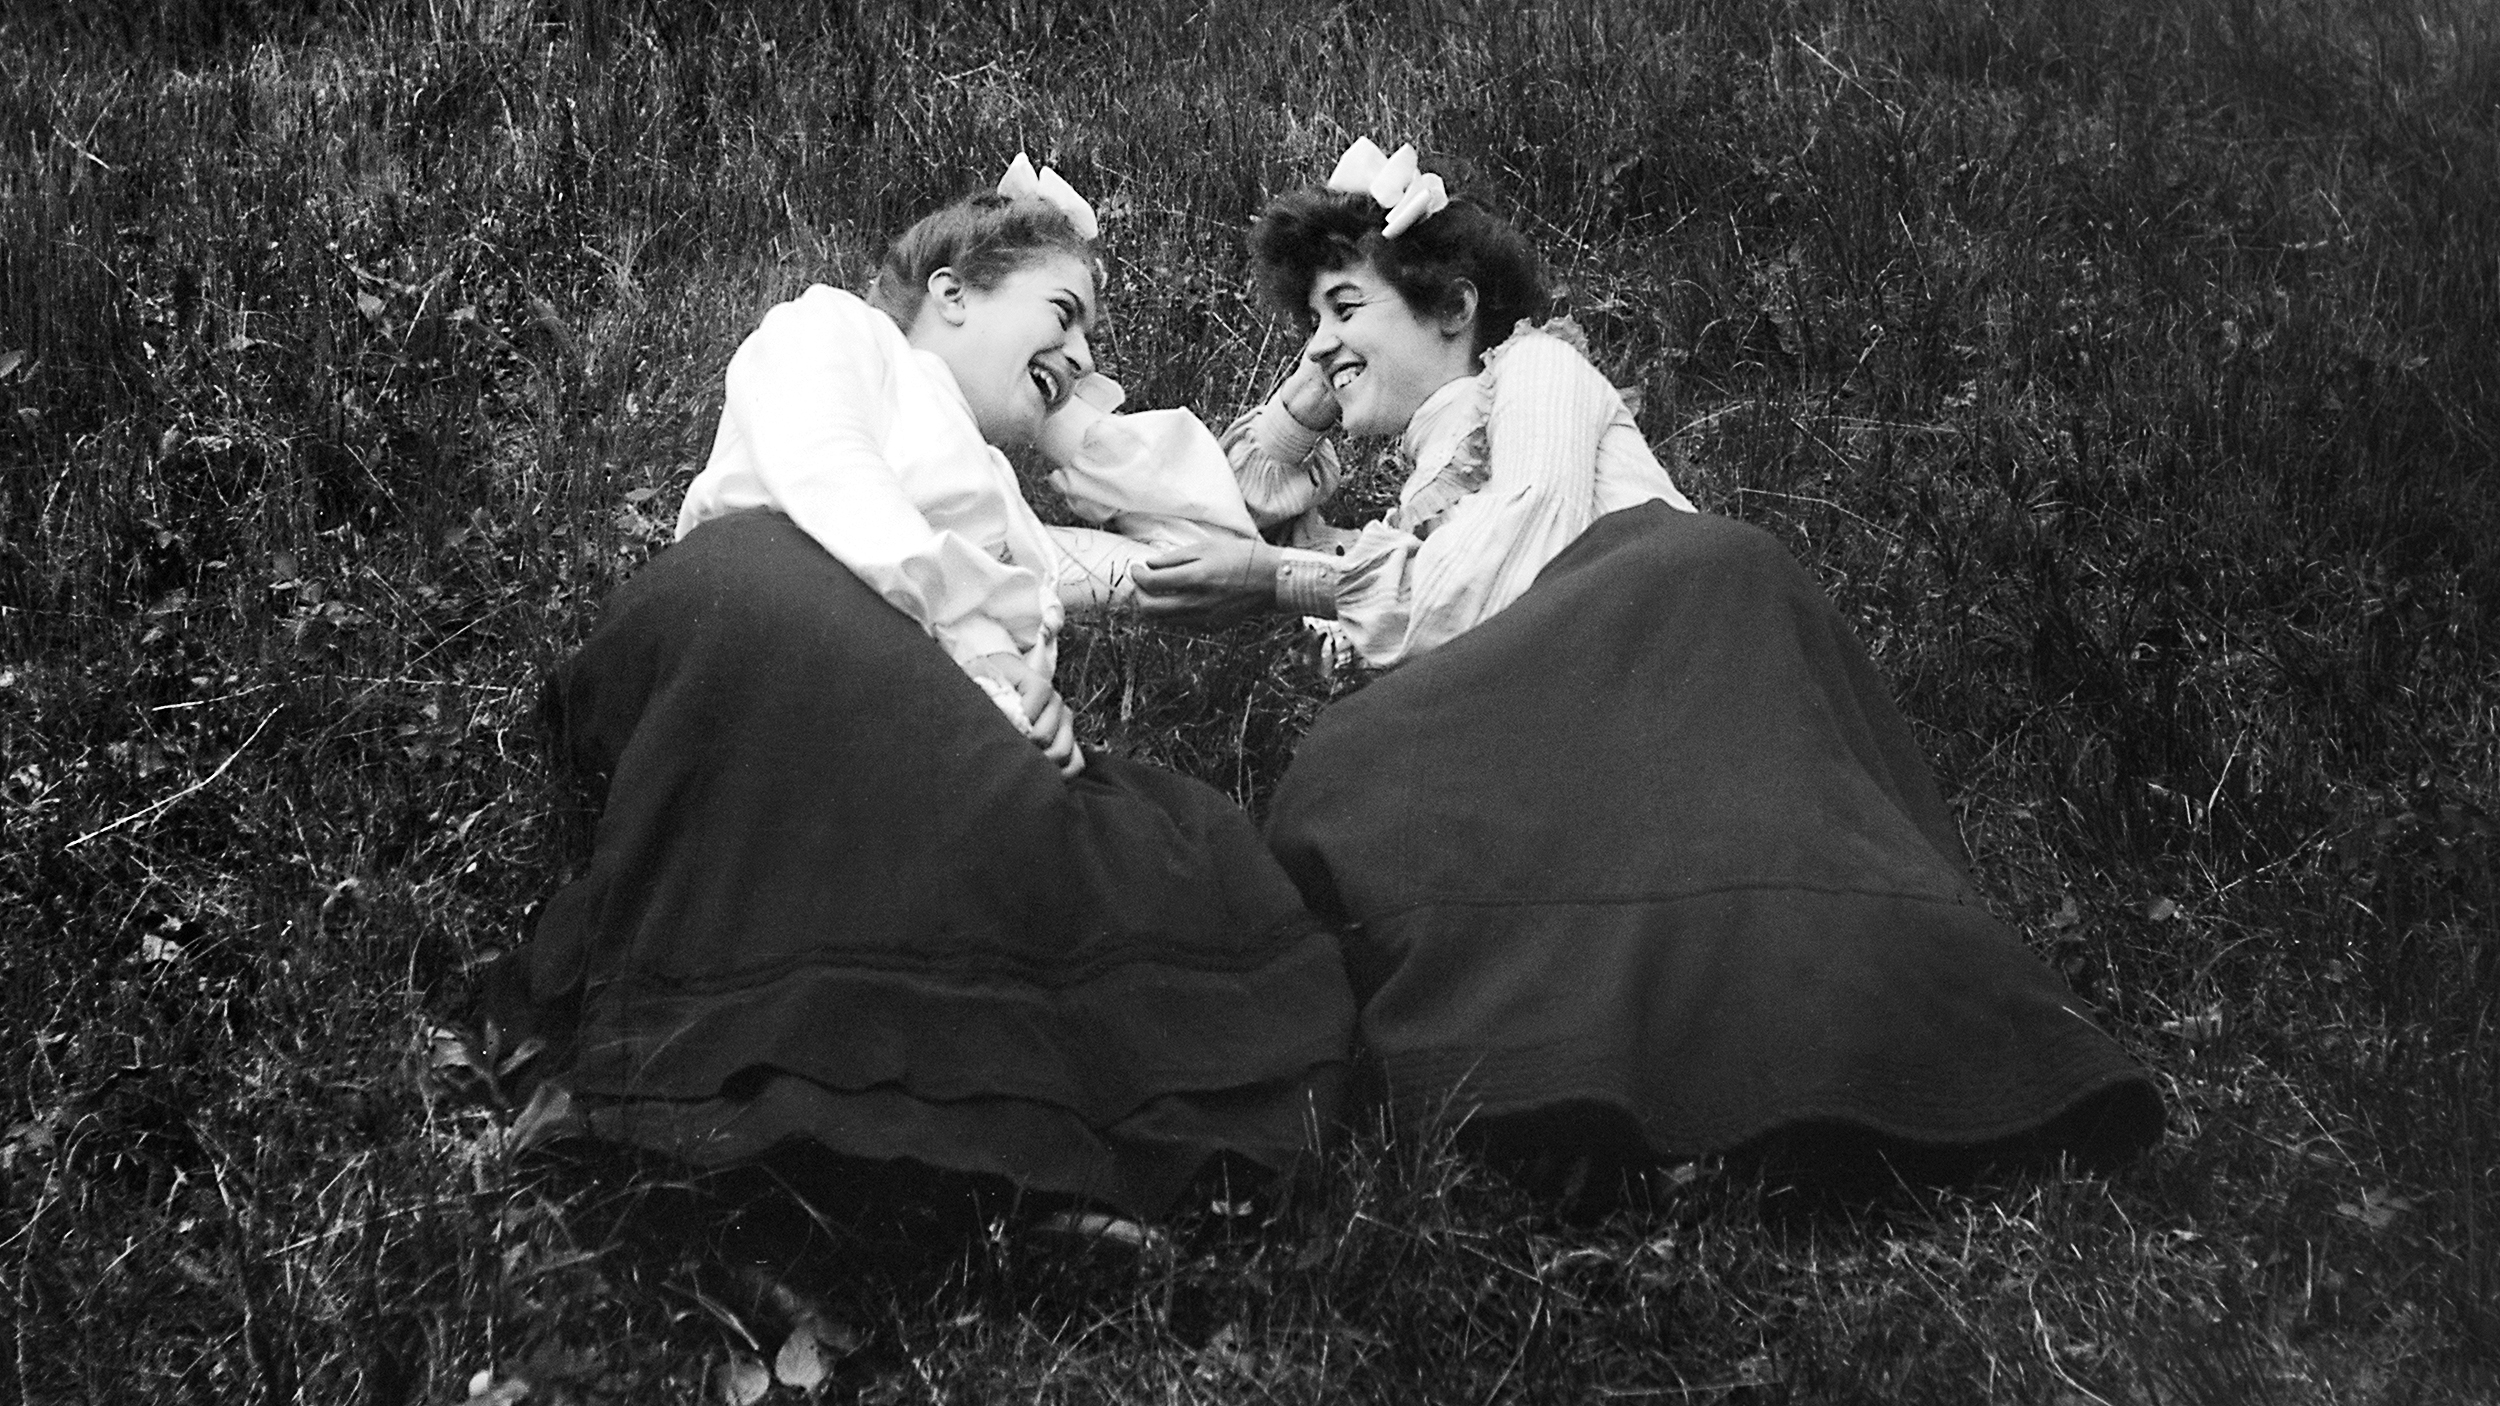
left=1226, top=323, right=1696, bottom=667
left=673, top=294, right=1688, bottom=688
left=676, top=286, right=1067, bottom=676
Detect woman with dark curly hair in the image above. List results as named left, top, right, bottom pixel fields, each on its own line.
left=1135, top=143, right=1691, bottom=667
left=1136, top=140, right=2162, bottom=1191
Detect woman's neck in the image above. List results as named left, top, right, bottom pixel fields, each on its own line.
left=1401, top=374, right=1479, bottom=466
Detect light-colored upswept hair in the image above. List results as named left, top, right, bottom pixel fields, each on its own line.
left=864, top=191, right=1097, bottom=328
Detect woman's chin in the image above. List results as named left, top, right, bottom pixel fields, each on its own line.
left=977, top=406, right=1046, bottom=454
left=1336, top=391, right=1396, bottom=438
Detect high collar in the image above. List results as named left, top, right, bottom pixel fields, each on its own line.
left=1400, top=373, right=1478, bottom=469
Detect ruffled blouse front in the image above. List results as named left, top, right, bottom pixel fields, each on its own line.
left=1225, top=322, right=1696, bottom=668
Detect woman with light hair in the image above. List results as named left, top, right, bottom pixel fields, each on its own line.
left=496, top=161, right=1354, bottom=1226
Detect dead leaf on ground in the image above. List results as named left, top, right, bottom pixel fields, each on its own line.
left=511, top=1080, right=579, bottom=1150
left=2160, top=1004, right=2227, bottom=1042
left=717, top=1353, right=770, bottom=1406
left=427, top=1025, right=494, bottom=1078
left=459, top=1369, right=528, bottom=1405
left=2334, top=1187, right=2415, bottom=1231
left=774, top=1322, right=828, bottom=1390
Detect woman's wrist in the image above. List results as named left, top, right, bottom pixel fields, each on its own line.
left=1272, top=548, right=1341, bottom=617
left=1251, top=399, right=1328, bottom=466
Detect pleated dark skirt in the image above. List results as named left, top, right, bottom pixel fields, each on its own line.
left=1266, top=502, right=2162, bottom=1173
left=503, top=512, right=1354, bottom=1218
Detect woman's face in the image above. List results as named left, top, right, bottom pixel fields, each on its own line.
left=1302, top=258, right=1478, bottom=437
left=914, top=251, right=1098, bottom=451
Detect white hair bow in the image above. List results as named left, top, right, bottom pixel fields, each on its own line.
left=998, top=152, right=1099, bottom=240
left=1325, top=137, right=1449, bottom=238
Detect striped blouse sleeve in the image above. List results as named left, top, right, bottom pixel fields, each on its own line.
left=1218, top=397, right=1344, bottom=534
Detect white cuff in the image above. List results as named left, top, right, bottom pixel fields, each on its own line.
left=1274, top=549, right=1342, bottom=618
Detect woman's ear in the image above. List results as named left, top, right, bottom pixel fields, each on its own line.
left=1437, top=279, right=1480, bottom=341
left=925, top=267, right=971, bottom=326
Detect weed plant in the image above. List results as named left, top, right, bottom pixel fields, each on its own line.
left=2, top=0, right=2494, bottom=1400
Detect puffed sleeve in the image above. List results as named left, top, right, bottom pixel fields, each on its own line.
left=1324, top=333, right=1619, bottom=667
left=1045, top=405, right=1263, bottom=545
left=679, top=289, right=1048, bottom=667
left=1038, top=384, right=1270, bottom=616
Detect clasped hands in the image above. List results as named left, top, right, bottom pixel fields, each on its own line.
left=965, top=651, right=1085, bottom=778
left=1131, top=539, right=1281, bottom=624
left=1130, top=354, right=1337, bottom=624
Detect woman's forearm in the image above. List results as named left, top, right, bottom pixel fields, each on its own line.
left=1222, top=364, right=1344, bottom=531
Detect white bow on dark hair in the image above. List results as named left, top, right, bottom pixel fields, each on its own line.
left=1326, top=137, right=1449, bottom=238
left=998, top=152, right=1099, bottom=240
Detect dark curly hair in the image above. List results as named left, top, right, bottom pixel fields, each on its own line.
left=865, top=191, right=1096, bottom=328
left=1249, top=187, right=1548, bottom=354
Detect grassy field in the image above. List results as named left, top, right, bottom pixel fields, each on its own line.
left=2, top=0, right=2495, bottom=1400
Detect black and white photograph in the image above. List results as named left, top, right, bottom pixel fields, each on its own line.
left=2, top=0, right=2493, bottom=1399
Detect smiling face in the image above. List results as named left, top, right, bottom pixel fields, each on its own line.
left=1302, top=257, right=1479, bottom=437
left=908, top=251, right=1098, bottom=452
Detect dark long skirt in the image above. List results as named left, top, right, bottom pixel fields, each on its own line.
left=1266, top=502, right=2161, bottom=1173
left=502, top=512, right=1355, bottom=1218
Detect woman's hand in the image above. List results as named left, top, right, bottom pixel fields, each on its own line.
left=1131, top=540, right=1280, bottom=625
left=1278, top=351, right=1342, bottom=432
left=966, top=652, right=1086, bottom=778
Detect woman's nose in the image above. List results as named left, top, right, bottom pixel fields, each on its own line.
left=1303, top=326, right=1339, bottom=362
left=1064, top=327, right=1094, bottom=374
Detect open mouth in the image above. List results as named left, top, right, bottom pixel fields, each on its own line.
left=1028, top=360, right=1072, bottom=413
left=1329, top=361, right=1365, bottom=394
